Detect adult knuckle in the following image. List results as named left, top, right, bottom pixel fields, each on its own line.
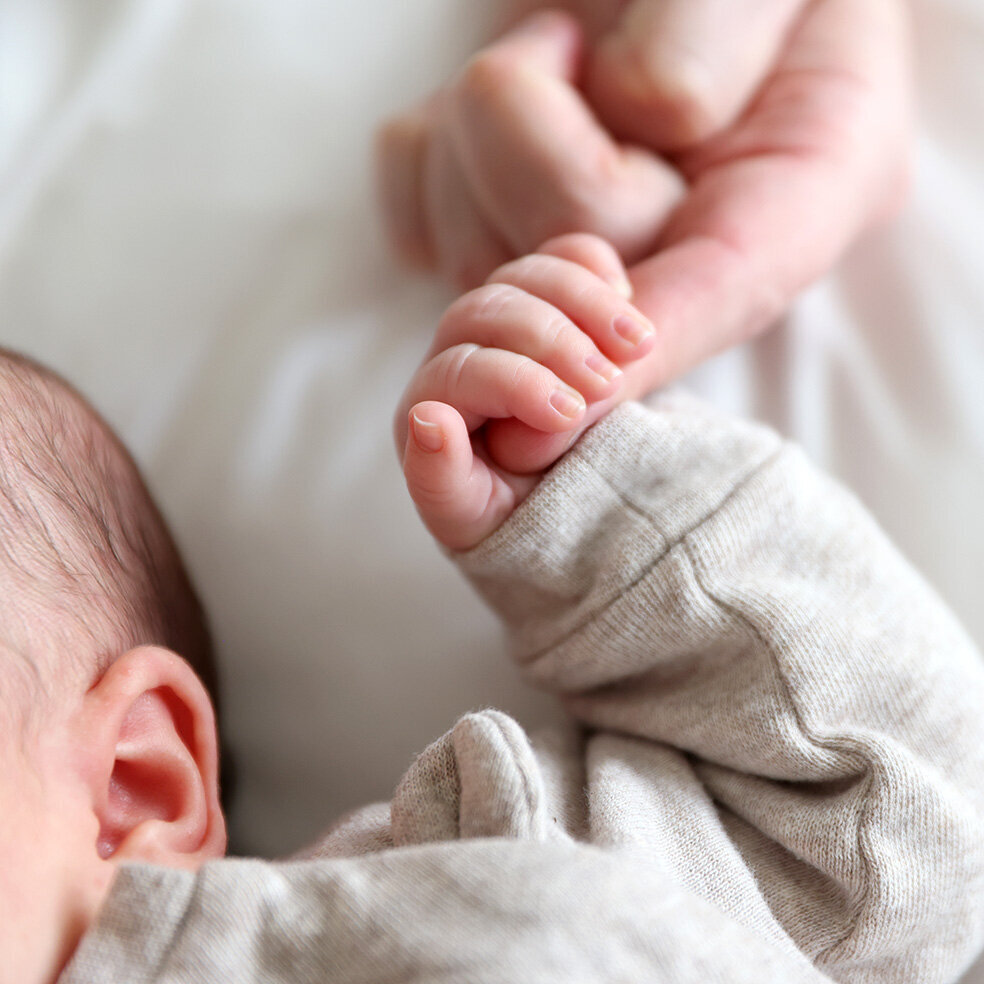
left=545, top=152, right=639, bottom=241
left=658, top=71, right=720, bottom=145
left=628, top=46, right=721, bottom=146
left=552, top=167, right=609, bottom=232
left=456, top=47, right=516, bottom=107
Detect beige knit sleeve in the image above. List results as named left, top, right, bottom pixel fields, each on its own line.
left=456, top=397, right=984, bottom=984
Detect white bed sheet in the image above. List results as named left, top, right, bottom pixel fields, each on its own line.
left=1, top=2, right=982, bottom=978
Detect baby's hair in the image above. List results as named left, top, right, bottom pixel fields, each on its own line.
left=0, top=349, right=216, bottom=724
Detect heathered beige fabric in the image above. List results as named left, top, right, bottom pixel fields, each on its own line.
left=60, top=399, right=984, bottom=984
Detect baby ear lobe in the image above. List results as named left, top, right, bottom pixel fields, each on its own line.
left=80, top=646, right=227, bottom=869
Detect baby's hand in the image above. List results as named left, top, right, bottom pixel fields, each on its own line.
left=397, top=234, right=654, bottom=550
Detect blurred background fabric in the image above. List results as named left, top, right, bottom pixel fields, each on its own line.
left=1, top=3, right=983, bottom=976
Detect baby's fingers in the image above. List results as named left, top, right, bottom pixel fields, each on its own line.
left=401, top=343, right=586, bottom=444
left=403, top=402, right=534, bottom=550
left=485, top=250, right=656, bottom=363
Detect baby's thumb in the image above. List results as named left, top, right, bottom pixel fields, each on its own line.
left=402, top=403, right=512, bottom=552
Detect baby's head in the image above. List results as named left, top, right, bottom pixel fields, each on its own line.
left=0, top=351, right=225, bottom=984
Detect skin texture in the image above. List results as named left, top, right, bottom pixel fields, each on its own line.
left=1, top=645, right=225, bottom=984
left=4, top=5, right=915, bottom=976
left=378, top=0, right=912, bottom=473
left=398, top=234, right=651, bottom=550
left=0, top=354, right=225, bottom=984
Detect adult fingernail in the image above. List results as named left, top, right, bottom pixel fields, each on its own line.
left=613, top=313, right=654, bottom=347
left=585, top=353, right=622, bottom=384
left=411, top=413, right=445, bottom=452
left=549, top=386, right=586, bottom=419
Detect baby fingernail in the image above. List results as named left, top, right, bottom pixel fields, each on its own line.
left=549, top=386, right=586, bottom=419
left=411, top=414, right=445, bottom=452
left=585, top=353, right=622, bottom=384
left=613, top=313, right=654, bottom=347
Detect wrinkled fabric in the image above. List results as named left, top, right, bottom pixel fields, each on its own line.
left=61, top=401, right=984, bottom=984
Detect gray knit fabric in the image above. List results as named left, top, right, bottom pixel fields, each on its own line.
left=61, top=399, right=984, bottom=984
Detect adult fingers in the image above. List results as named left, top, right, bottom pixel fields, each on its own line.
left=423, top=125, right=513, bottom=290
left=488, top=0, right=911, bottom=471
left=619, top=0, right=911, bottom=391
left=376, top=99, right=515, bottom=289
left=586, top=0, right=808, bottom=151
left=447, top=10, right=684, bottom=261
left=375, top=101, right=437, bottom=268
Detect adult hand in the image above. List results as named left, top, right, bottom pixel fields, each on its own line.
left=377, top=12, right=685, bottom=288
left=377, top=0, right=911, bottom=473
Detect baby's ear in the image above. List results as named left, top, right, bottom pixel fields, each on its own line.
left=76, top=646, right=226, bottom=869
